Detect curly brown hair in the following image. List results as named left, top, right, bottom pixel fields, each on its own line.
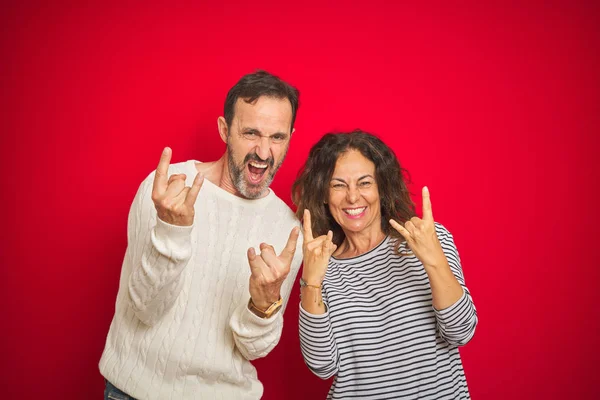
left=292, top=130, right=416, bottom=247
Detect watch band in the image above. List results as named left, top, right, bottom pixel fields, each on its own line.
left=248, top=297, right=283, bottom=319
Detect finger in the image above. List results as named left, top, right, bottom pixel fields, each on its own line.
left=153, top=147, right=172, bottom=194
left=260, top=244, right=283, bottom=272
left=303, top=209, right=314, bottom=242
left=247, top=247, right=256, bottom=261
left=306, top=235, right=328, bottom=252
left=259, top=242, right=276, bottom=253
left=389, top=219, right=412, bottom=243
left=168, top=173, right=187, bottom=185
left=164, top=177, right=187, bottom=198
left=410, top=216, right=423, bottom=228
left=247, top=247, right=267, bottom=273
left=405, top=220, right=416, bottom=235
left=184, top=173, right=204, bottom=207
left=172, top=186, right=191, bottom=204
left=323, top=230, right=336, bottom=256
left=318, top=231, right=333, bottom=251
left=279, top=226, right=300, bottom=263
left=422, top=186, right=434, bottom=221
left=329, top=243, right=338, bottom=256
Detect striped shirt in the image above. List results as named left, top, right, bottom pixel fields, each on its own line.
left=299, top=223, right=477, bottom=399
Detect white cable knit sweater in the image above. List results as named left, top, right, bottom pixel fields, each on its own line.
left=99, top=160, right=303, bottom=400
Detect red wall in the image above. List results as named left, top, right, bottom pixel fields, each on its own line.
left=1, top=1, right=598, bottom=398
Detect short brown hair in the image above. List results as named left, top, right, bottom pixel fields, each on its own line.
left=224, top=70, right=299, bottom=132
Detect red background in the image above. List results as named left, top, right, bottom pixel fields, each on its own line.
left=1, top=1, right=598, bottom=399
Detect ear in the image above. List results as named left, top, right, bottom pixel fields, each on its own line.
left=217, top=116, right=228, bottom=144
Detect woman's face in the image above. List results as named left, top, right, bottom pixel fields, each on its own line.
left=327, top=149, right=382, bottom=238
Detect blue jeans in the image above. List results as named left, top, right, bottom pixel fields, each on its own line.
left=104, top=380, right=137, bottom=400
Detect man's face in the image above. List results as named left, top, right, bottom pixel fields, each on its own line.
left=224, top=96, right=293, bottom=199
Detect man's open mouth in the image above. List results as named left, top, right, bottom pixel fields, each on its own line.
left=247, top=161, right=268, bottom=184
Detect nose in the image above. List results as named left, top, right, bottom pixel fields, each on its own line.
left=255, top=136, right=271, bottom=161
left=346, top=185, right=360, bottom=204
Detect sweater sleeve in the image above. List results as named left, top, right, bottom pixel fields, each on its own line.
left=298, top=289, right=340, bottom=379
left=125, top=172, right=194, bottom=326
left=229, top=228, right=303, bottom=361
left=433, top=223, right=478, bottom=346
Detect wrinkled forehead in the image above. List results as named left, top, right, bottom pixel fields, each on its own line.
left=231, top=96, right=293, bottom=133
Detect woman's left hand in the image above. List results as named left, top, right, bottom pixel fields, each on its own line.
left=389, top=186, right=447, bottom=269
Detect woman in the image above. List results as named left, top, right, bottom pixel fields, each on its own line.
left=293, top=131, right=477, bottom=399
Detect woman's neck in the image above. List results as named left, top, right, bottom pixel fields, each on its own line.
left=335, top=228, right=386, bottom=259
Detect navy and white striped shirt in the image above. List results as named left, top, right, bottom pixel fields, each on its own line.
left=299, top=224, right=477, bottom=399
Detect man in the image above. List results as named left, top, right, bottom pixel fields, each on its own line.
left=100, top=70, right=303, bottom=399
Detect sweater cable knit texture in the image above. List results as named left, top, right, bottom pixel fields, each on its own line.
left=100, top=160, right=303, bottom=400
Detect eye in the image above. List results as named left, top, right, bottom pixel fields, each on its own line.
left=242, top=131, right=259, bottom=139
left=359, top=181, right=373, bottom=187
left=331, top=183, right=346, bottom=189
left=271, top=134, right=287, bottom=144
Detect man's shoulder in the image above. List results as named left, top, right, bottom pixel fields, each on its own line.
left=141, top=160, right=197, bottom=183
left=265, top=192, right=300, bottom=224
left=167, top=160, right=196, bottom=174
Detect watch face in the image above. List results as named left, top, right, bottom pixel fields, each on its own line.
left=264, top=299, right=283, bottom=317
left=249, top=297, right=283, bottom=318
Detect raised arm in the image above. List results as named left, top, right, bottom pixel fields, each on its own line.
left=298, top=209, right=340, bottom=378
left=127, top=147, right=203, bottom=326
left=390, top=186, right=477, bottom=346
left=229, top=226, right=303, bottom=360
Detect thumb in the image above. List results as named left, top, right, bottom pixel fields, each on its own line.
left=389, top=219, right=412, bottom=243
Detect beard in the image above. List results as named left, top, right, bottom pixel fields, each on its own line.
left=227, top=140, right=289, bottom=199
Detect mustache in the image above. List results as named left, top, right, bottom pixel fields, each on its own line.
left=244, top=153, right=274, bottom=168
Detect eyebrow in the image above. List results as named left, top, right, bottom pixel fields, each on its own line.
left=241, top=127, right=289, bottom=137
left=330, top=174, right=374, bottom=183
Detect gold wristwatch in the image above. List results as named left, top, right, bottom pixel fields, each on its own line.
left=248, top=297, right=283, bottom=319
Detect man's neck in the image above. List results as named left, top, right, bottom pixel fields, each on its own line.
left=194, top=155, right=270, bottom=199
left=194, top=156, right=225, bottom=187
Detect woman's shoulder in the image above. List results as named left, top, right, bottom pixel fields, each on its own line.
left=434, top=222, right=460, bottom=249
left=434, top=222, right=452, bottom=236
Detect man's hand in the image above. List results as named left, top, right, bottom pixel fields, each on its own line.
left=247, top=227, right=300, bottom=310
left=151, top=147, right=204, bottom=226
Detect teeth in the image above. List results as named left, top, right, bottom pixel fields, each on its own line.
left=249, top=162, right=267, bottom=169
left=345, top=207, right=366, bottom=216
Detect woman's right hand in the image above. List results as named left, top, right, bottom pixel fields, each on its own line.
left=301, top=209, right=337, bottom=285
